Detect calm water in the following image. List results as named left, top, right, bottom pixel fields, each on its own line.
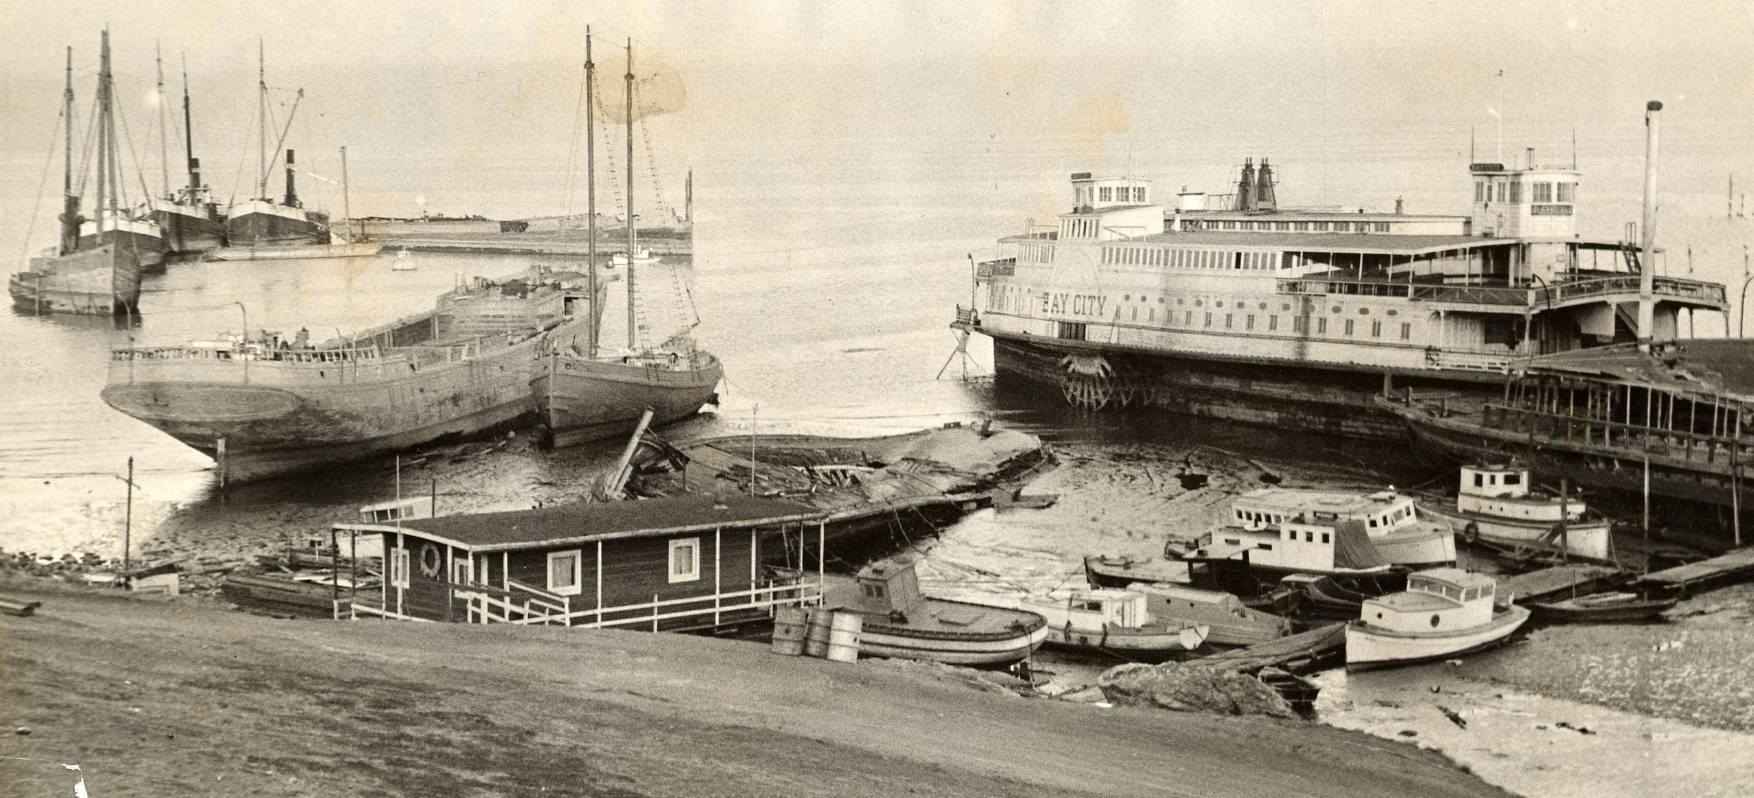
left=5, top=129, right=1754, bottom=795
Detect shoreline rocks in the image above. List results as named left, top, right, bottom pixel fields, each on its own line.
left=1098, top=661, right=1298, bottom=719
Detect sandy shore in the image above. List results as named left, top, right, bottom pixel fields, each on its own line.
left=0, top=578, right=1506, bottom=797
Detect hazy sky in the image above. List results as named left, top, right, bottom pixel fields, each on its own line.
left=1, top=1, right=1749, bottom=218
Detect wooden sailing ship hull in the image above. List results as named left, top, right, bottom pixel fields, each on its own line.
left=8, top=243, right=142, bottom=315
left=102, top=332, right=549, bottom=482
left=532, top=352, right=723, bottom=449
left=1345, top=604, right=1530, bottom=670
left=154, top=205, right=227, bottom=253
left=78, top=227, right=165, bottom=270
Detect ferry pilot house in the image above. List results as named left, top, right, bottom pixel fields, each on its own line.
left=336, top=495, right=827, bottom=631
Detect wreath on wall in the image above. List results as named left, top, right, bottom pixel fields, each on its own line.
left=419, top=542, right=442, bottom=578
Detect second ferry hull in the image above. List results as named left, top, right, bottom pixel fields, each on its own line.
left=990, top=336, right=1481, bottom=441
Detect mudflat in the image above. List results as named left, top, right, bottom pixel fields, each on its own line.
left=0, top=580, right=1507, bottom=797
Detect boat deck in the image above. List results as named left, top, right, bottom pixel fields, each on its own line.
left=1500, top=564, right=1622, bottom=603
left=1635, top=546, right=1754, bottom=597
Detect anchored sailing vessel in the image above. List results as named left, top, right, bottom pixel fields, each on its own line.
left=152, top=50, right=226, bottom=254
left=224, top=42, right=329, bottom=247
left=531, top=31, right=722, bottom=449
left=8, top=34, right=145, bottom=315
left=953, top=102, right=1727, bottom=441
left=102, top=267, right=585, bottom=482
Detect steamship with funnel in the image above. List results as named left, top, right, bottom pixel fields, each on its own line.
left=224, top=44, right=329, bottom=247
left=953, top=102, right=1727, bottom=440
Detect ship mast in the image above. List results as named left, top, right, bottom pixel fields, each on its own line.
left=256, top=38, right=267, bottom=201
left=95, top=29, right=110, bottom=238
left=625, top=38, right=637, bottom=351
left=181, top=53, right=196, bottom=199
left=59, top=45, right=78, bottom=255
left=155, top=42, right=169, bottom=200
left=585, top=28, right=599, bottom=358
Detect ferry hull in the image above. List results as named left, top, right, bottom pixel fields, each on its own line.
left=153, top=207, right=227, bottom=253
left=102, top=340, right=545, bottom=482
left=226, top=209, right=327, bottom=246
left=990, top=336, right=1481, bottom=441
left=1344, top=604, right=1530, bottom=670
left=532, top=353, right=723, bottom=448
left=8, top=243, right=142, bottom=315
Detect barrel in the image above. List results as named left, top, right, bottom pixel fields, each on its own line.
left=803, top=607, right=834, bottom=657
left=825, top=612, right=862, bottom=663
left=770, top=606, right=808, bottom=656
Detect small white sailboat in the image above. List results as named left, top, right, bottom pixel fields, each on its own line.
left=1345, top=568, right=1530, bottom=670
left=390, top=247, right=416, bottom=271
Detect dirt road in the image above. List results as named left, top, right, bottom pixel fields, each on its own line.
left=0, top=580, right=1507, bottom=797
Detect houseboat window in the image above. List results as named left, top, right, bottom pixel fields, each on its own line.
left=1504, top=473, right=1522, bottom=485
left=1474, top=473, right=1485, bottom=488
left=1321, top=533, right=1331, bottom=544
left=668, top=537, right=701, bottom=583
left=1304, top=531, right=1314, bottom=543
left=547, top=550, right=583, bottom=596
left=390, top=547, right=411, bottom=588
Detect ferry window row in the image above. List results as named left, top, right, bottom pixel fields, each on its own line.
left=1185, top=219, right=1391, bottom=233
left=1092, top=186, right=1147, bottom=204
left=1019, top=243, right=1054, bottom=263
left=1475, top=179, right=1577, bottom=205
left=1060, top=218, right=1100, bottom=238
left=1101, top=247, right=1283, bottom=271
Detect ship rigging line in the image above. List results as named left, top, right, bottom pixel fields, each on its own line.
left=17, top=106, right=64, bottom=263
left=112, top=92, right=155, bottom=211
left=72, top=90, right=101, bottom=200
left=559, top=62, right=587, bottom=227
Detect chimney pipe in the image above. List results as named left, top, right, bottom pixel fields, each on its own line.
left=1395, top=196, right=1405, bottom=215
left=284, top=148, right=298, bottom=207
left=1236, top=158, right=1255, bottom=212
left=1254, top=158, right=1277, bottom=212
left=1637, top=101, right=1661, bottom=352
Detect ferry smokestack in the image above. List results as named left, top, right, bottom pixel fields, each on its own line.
left=1637, top=100, right=1661, bottom=352
left=284, top=148, right=298, bottom=207
left=1255, top=158, right=1277, bottom=212
left=1236, top=158, right=1255, bottom=211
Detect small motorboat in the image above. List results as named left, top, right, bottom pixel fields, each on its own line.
left=1345, top=568, right=1530, bottom=670
left=835, top=559, right=1048, bottom=667
left=1084, top=554, right=1190, bottom=589
left=1007, top=587, right=1208, bottom=660
left=1129, top=582, right=1291, bottom=647
left=390, top=247, right=416, bottom=270
left=1525, top=591, right=1677, bottom=624
left=1419, top=464, right=1613, bottom=563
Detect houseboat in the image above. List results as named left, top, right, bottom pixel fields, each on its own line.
left=1345, top=568, right=1530, bottom=670
left=837, top=559, right=1049, bottom=666
left=1418, top=464, right=1614, bottom=562
left=953, top=102, right=1727, bottom=441
left=1229, top=487, right=1455, bottom=569
left=338, top=494, right=826, bottom=631
left=1179, top=515, right=1396, bottom=596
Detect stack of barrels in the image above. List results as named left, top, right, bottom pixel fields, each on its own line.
left=772, top=606, right=860, bottom=663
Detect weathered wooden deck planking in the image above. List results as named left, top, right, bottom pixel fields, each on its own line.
left=1500, top=565, right=1622, bottom=604
left=1636, top=546, right=1754, bottom=597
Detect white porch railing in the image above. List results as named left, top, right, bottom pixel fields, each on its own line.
left=341, top=578, right=821, bottom=630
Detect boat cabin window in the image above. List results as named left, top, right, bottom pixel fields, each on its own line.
left=863, top=583, right=886, bottom=598
left=547, top=550, right=582, bottom=596
left=1474, top=473, right=1485, bottom=488
left=1075, top=600, right=1103, bottom=612
left=1504, top=473, right=1522, bottom=486
left=1321, top=533, right=1331, bottom=544
left=668, top=537, right=701, bottom=583
left=1304, top=531, right=1314, bottom=543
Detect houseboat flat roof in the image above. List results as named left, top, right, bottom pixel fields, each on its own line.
left=1411, top=567, right=1496, bottom=590
left=1238, top=488, right=1405, bottom=514
left=382, top=495, right=821, bottom=553
left=1523, top=339, right=1754, bottom=400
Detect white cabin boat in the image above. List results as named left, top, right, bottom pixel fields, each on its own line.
left=1180, top=514, right=1394, bottom=596
left=1011, top=587, right=1209, bottom=659
left=1418, top=464, right=1613, bottom=562
left=1345, top=568, right=1529, bottom=670
left=1230, top=487, right=1455, bottom=569
left=839, top=559, right=1049, bottom=666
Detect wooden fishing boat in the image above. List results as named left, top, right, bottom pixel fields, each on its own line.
left=836, top=559, right=1048, bottom=666
left=1525, top=591, right=1676, bottom=624
left=1346, top=568, right=1530, bottom=670
left=1129, top=582, right=1291, bottom=647
left=1084, top=554, right=1189, bottom=588
left=980, top=588, right=1209, bottom=660
left=1419, top=464, right=1614, bottom=562
left=1273, top=571, right=1409, bottom=621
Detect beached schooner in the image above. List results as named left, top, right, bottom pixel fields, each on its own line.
left=8, top=32, right=146, bottom=315
left=531, top=30, right=721, bottom=448
left=223, top=41, right=329, bottom=247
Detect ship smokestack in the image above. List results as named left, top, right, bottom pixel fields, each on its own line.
left=1637, top=101, right=1661, bottom=352
left=1236, top=158, right=1255, bottom=211
left=59, top=193, right=82, bottom=256
left=284, top=148, right=298, bottom=207
left=1254, top=158, right=1277, bottom=212
left=1395, top=196, right=1405, bottom=215
left=188, top=157, right=202, bottom=196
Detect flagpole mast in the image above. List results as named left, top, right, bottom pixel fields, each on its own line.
left=625, top=38, right=637, bottom=352
left=586, top=27, right=599, bottom=358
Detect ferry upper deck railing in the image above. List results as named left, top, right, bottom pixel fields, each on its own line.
left=1277, top=274, right=1727, bottom=309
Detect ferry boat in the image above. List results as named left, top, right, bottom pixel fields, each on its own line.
left=839, top=559, right=1049, bottom=666
left=952, top=102, right=1726, bottom=441
left=1345, top=568, right=1530, bottom=670
left=1229, top=487, right=1456, bottom=569
left=1418, top=464, right=1614, bottom=562
left=8, top=35, right=143, bottom=315
left=101, top=267, right=585, bottom=482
